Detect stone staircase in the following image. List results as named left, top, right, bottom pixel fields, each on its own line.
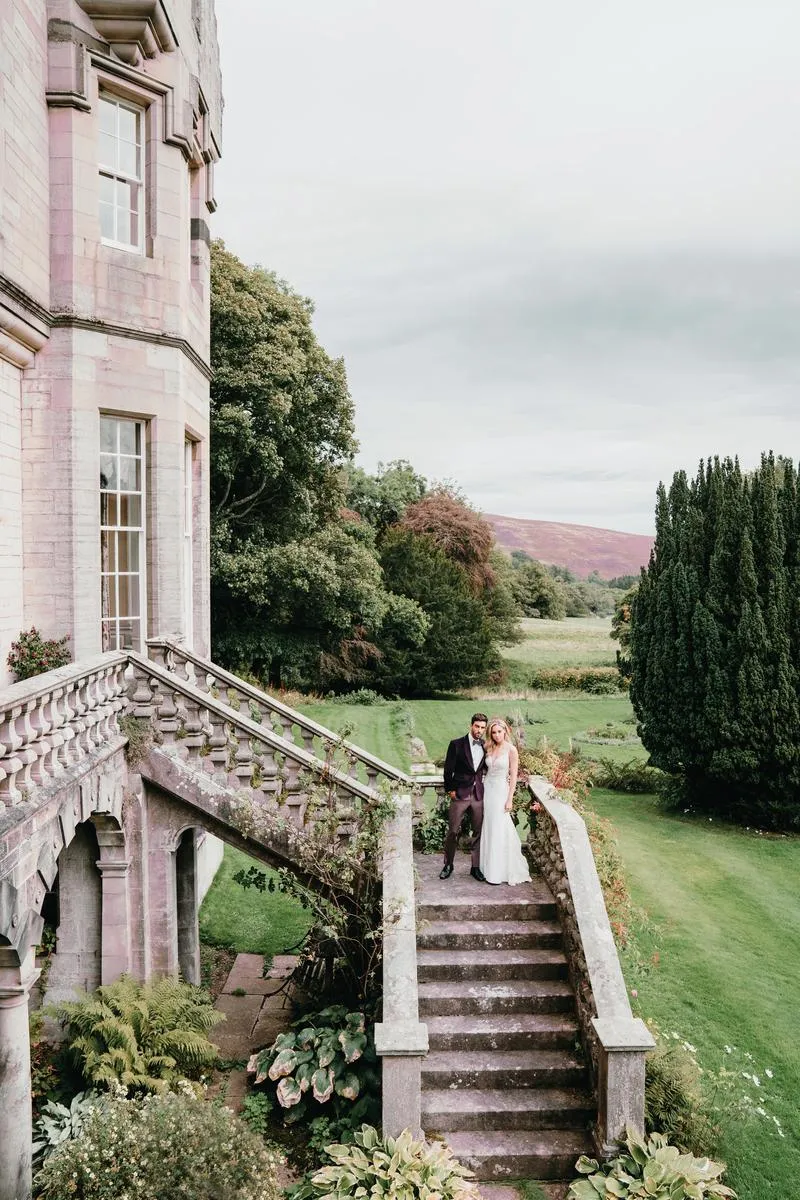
left=415, top=854, right=595, bottom=1181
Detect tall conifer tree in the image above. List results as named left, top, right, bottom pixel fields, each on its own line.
left=630, top=454, right=800, bottom=829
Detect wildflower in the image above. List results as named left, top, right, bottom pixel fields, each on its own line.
left=765, top=1068, right=773, bottom=1078
left=630, top=988, right=638, bottom=999
left=724, top=1045, right=732, bottom=1054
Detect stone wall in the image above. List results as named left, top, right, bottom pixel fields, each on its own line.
left=0, top=362, right=23, bottom=687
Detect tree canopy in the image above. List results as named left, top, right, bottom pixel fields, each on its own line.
left=629, top=453, right=800, bottom=829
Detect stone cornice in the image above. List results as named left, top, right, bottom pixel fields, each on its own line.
left=0, top=277, right=50, bottom=369
left=50, top=313, right=211, bottom=379
left=0, top=278, right=210, bottom=378
left=75, top=0, right=178, bottom=65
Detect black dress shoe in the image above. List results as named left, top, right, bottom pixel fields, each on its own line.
left=439, top=863, right=454, bottom=880
left=470, top=866, right=487, bottom=883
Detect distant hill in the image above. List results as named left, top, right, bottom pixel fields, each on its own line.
left=486, top=514, right=653, bottom=579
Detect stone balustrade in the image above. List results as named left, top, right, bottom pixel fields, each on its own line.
left=374, top=792, right=427, bottom=1136
left=0, top=653, right=128, bottom=806
left=128, top=652, right=386, bottom=838
left=146, top=639, right=445, bottom=812
left=527, top=776, right=654, bottom=1154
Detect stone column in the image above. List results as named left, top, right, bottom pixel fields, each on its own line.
left=95, top=825, right=132, bottom=984
left=0, top=946, right=40, bottom=1200
left=593, top=1017, right=655, bottom=1154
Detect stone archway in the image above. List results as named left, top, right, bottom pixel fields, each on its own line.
left=176, top=827, right=201, bottom=985
left=43, top=821, right=102, bottom=1006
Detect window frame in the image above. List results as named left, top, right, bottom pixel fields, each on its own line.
left=100, top=415, right=147, bottom=653
left=98, top=93, right=145, bottom=254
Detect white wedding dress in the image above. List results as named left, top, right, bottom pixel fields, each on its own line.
left=480, top=746, right=531, bottom=886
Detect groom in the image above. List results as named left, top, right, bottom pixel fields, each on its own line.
left=439, top=713, right=488, bottom=882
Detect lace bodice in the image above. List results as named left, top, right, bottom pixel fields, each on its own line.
left=484, top=746, right=510, bottom=777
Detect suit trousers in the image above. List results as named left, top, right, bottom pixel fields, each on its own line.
left=443, top=786, right=484, bottom=868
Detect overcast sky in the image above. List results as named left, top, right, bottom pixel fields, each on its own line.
left=213, top=2, right=800, bottom=535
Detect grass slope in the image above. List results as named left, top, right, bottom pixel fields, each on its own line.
left=500, top=616, right=617, bottom=668
left=198, top=845, right=312, bottom=958
left=591, top=790, right=800, bottom=1198
left=298, top=694, right=642, bottom=769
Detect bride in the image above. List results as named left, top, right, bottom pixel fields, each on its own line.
left=479, top=718, right=531, bottom=886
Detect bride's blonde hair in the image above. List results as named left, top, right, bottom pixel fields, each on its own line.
left=486, top=717, right=514, bottom=750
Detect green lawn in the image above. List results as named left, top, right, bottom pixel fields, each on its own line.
left=590, top=789, right=800, bottom=1198
left=298, top=694, right=643, bottom=769
left=501, top=616, right=617, bottom=668
left=198, top=845, right=312, bottom=958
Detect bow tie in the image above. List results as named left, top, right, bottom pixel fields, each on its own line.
left=472, top=739, right=483, bottom=748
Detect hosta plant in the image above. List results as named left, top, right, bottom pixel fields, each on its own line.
left=32, top=1091, right=107, bottom=1167
left=291, top=1124, right=479, bottom=1200
left=248, top=1005, right=378, bottom=1128
left=568, top=1126, right=736, bottom=1199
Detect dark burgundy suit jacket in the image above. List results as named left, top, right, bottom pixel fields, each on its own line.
left=443, top=734, right=485, bottom=801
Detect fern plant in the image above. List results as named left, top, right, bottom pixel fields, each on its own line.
left=48, top=975, right=225, bottom=1094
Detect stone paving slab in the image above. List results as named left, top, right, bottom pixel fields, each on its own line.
left=479, top=1186, right=568, bottom=1200
left=415, top=852, right=554, bottom=907
left=222, top=952, right=272, bottom=994
left=212, top=993, right=265, bottom=1059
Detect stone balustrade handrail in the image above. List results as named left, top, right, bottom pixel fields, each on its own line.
left=127, top=652, right=382, bottom=822
left=0, top=652, right=128, bottom=806
left=527, top=776, right=654, bottom=1153
left=146, top=639, right=444, bottom=803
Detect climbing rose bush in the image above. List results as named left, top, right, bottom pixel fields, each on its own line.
left=34, top=1088, right=284, bottom=1200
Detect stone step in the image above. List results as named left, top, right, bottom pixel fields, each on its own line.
left=425, top=1013, right=579, bottom=1052
left=417, top=948, right=568, bottom=982
left=421, top=1050, right=587, bottom=1090
left=417, top=919, right=562, bottom=951
left=418, top=979, right=575, bottom=1016
left=418, top=898, right=557, bottom=923
left=422, top=1086, right=594, bottom=1131
left=440, top=1129, right=594, bottom=1182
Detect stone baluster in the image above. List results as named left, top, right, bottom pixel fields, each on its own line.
left=55, top=684, right=77, bottom=768
left=147, top=643, right=170, bottom=672
left=232, top=731, right=254, bottom=790
left=0, top=705, right=25, bottom=804
left=70, top=676, right=90, bottom=758
left=203, top=709, right=230, bottom=784
left=301, top=728, right=316, bottom=756
left=129, top=666, right=157, bottom=718
left=181, top=693, right=209, bottom=760
left=156, top=680, right=180, bottom=746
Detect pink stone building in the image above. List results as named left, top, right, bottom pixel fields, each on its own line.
left=0, top=0, right=222, bottom=687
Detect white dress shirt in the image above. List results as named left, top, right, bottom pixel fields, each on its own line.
left=470, top=737, right=484, bottom=771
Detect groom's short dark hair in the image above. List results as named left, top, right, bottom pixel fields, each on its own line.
left=471, top=712, right=488, bottom=724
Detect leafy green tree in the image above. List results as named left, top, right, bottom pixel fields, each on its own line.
left=377, top=529, right=497, bottom=695
left=344, top=460, right=427, bottom=534
left=210, top=242, right=370, bottom=684
left=512, top=558, right=567, bottom=619
left=630, top=453, right=800, bottom=829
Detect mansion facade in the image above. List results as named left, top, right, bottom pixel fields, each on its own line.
left=0, top=0, right=222, bottom=686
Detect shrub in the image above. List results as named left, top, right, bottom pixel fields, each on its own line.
left=291, top=1124, right=479, bottom=1200
left=48, top=975, right=224, bottom=1094
left=528, top=666, right=623, bottom=694
left=591, top=758, right=665, bottom=794
left=7, top=627, right=70, bottom=681
left=645, top=1039, right=719, bottom=1155
left=34, top=1088, right=285, bottom=1200
left=568, top=1125, right=735, bottom=1199
left=326, top=688, right=388, bottom=705
left=240, top=1089, right=274, bottom=1135
left=248, top=1006, right=379, bottom=1132
left=413, top=798, right=449, bottom=854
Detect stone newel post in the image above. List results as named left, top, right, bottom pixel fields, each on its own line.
left=0, top=946, right=40, bottom=1200
left=374, top=793, right=428, bottom=1136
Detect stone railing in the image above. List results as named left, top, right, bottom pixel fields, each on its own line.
left=527, top=776, right=655, bottom=1155
left=374, top=792, right=427, bottom=1136
left=147, top=639, right=445, bottom=811
left=0, top=653, right=128, bottom=806
left=128, top=652, right=386, bottom=837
